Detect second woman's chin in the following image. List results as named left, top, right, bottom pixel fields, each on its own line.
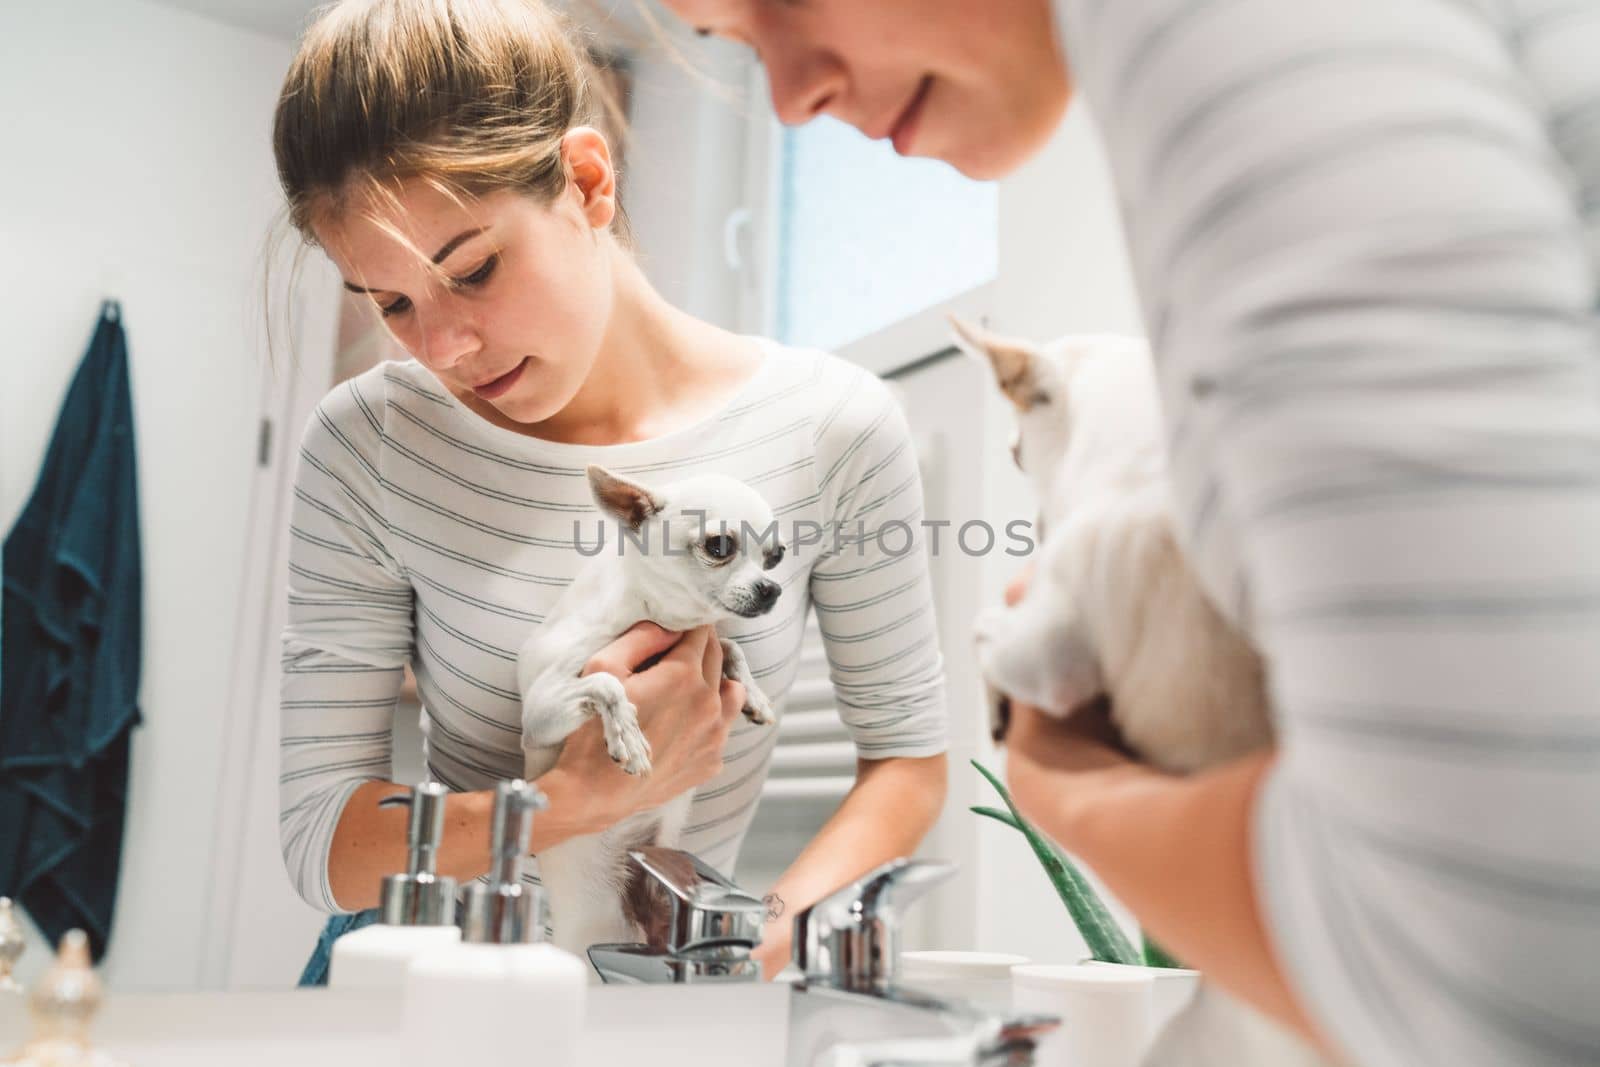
left=488, top=372, right=577, bottom=429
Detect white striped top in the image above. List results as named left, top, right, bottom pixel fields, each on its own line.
left=1051, top=0, right=1600, bottom=1063
left=278, top=341, right=947, bottom=914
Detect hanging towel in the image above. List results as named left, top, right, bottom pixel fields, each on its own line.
left=0, top=300, right=143, bottom=961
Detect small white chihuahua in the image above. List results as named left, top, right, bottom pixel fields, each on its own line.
left=954, top=320, right=1333, bottom=1067
left=517, top=464, right=784, bottom=963
left=953, top=318, right=1271, bottom=771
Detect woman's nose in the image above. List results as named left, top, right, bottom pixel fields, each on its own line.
left=766, top=49, right=845, bottom=127
left=414, top=313, right=480, bottom=372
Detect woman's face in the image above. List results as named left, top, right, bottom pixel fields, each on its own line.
left=661, top=0, right=1071, bottom=180
left=310, top=134, right=617, bottom=426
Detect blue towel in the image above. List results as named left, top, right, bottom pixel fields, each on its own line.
left=0, top=301, right=143, bottom=961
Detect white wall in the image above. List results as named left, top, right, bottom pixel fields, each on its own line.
left=0, top=0, right=332, bottom=991
left=623, top=33, right=751, bottom=330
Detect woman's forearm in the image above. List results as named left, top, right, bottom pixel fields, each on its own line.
left=752, top=753, right=949, bottom=974
left=325, top=768, right=613, bottom=911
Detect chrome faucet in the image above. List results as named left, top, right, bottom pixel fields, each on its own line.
left=788, top=858, right=1060, bottom=1066
left=588, top=846, right=767, bottom=984
left=586, top=849, right=1060, bottom=1064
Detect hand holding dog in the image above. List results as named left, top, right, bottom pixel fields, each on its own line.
left=552, top=621, right=745, bottom=830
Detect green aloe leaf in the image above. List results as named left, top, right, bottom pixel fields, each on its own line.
left=1142, top=933, right=1185, bottom=970
left=971, top=805, right=1022, bottom=831
left=970, top=759, right=1140, bottom=966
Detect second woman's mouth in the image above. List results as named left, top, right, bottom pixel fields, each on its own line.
left=473, top=357, right=530, bottom=400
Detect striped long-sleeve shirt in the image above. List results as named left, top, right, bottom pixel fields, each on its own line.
left=279, top=340, right=947, bottom=916
left=1049, top=0, right=1600, bottom=1064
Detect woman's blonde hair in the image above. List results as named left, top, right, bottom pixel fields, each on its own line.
left=273, top=0, right=629, bottom=249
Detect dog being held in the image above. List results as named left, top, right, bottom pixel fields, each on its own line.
left=517, top=464, right=784, bottom=966
left=953, top=318, right=1270, bottom=769
left=954, top=320, right=1336, bottom=1067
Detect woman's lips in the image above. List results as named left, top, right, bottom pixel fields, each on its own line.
left=891, top=77, right=933, bottom=156
left=472, top=357, right=529, bottom=401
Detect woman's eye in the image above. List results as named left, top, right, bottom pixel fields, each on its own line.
left=375, top=254, right=496, bottom=318
left=704, top=535, right=736, bottom=560
left=453, top=255, right=499, bottom=289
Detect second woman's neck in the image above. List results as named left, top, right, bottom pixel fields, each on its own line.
left=519, top=243, right=761, bottom=448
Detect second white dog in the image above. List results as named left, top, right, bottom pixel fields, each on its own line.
left=954, top=320, right=1335, bottom=1067
left=953, top=319, right=1271, bottom=772
left=517, top=464, right=784, bottom=963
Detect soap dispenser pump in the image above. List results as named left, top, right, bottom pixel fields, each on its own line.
left=405, top=779, right=589, bottom=1064
left=328, top=781, right=462, bottom=990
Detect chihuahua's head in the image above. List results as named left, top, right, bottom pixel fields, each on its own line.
left=951, top=318, right=1160, bottom=511
left=587, top=465, right=785, bottom=622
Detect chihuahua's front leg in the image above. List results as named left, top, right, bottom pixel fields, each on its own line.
left=973, top=591, right=1102, bottom=722
left=718, top=639, right=774, bottom=725
left=524, top=669, right=653, bottom=776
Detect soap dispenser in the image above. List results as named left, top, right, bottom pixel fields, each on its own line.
left=404, top=779, right=588, bottom=1064
left=3, top=929, right=127, bottom=1067
left=328, top=781, right=462, bottom=990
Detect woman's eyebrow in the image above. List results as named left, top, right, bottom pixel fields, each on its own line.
left=341, top=227, right=489, bottom=293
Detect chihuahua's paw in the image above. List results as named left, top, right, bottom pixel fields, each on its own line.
left=603, top=709, right=653, bottom=776
left=972, top=605, right=1012, bottom=681
left=742, top=685, right=776, bottom=726
left=972, top=602, right=1003, bottom=641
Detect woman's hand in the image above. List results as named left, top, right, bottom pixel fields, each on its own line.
left=551, top=622, right=744, bottom=830
left=1005, top=697, right=1148, bottom=850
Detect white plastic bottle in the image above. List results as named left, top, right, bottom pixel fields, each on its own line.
left=328, top=782, right=462, bottom=990
left=405, top=779, right=589, bottom=1063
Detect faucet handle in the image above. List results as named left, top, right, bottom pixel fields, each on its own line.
left=794, top=857, right=956, bottom=992
left=627, top=847, right=766, bottom=955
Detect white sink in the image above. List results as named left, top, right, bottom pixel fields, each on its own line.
left=0, top=983, right=792, bottom=1067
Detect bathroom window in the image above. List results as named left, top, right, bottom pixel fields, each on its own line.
left=772, top=116, right=999, bottom=353
left=734, top=69, right=998, bottom=374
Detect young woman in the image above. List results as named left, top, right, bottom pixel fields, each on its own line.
left=656, top=2, right=1600, bottom=1065
left=271, top=0, right=948, bottom=983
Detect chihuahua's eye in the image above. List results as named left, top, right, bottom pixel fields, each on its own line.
left=704, top=534, right=737, bottom=561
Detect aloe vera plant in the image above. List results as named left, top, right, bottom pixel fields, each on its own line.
left=1142, top=934, right=1185, bottom=970
left=970, top=758, right=1142, bottom=966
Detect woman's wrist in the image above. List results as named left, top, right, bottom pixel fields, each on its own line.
left=1006, top=720, right=1162, bottom=855
left=528, top=765, right=628, bottom=848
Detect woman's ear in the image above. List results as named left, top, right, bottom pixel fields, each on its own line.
left=562, top=126, right=617, bottom=230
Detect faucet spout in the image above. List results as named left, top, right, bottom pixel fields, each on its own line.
left=588, top=847, right=766, bottom=985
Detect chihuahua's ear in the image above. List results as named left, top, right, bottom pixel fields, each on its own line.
left=587, top=465, right=666, bottom=530
left=949, top=316, right=1050, bottom=412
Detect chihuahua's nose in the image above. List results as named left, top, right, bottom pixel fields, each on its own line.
left=753, top=578, right=782, bottom=610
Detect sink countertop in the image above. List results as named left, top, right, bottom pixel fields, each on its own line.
left=0, top=984, right=790, bottom=1067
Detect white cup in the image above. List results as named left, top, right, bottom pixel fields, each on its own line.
left=1079, top=959, right=1202, bottom=1041
left=1012, top=963, right=1154, bottom=1067
left=900, top=950, right=1032, bottom=1013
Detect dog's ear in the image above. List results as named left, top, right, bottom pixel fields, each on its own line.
left=587, top=465, right=666, bottom=530
left=949, top=316, right=1051, bottom=412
